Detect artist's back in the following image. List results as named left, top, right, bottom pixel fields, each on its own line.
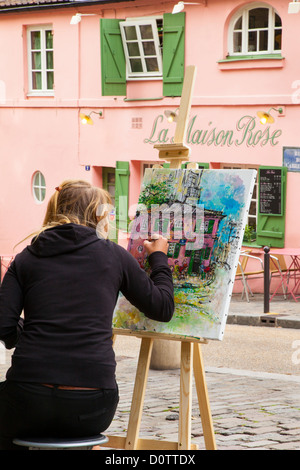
left=0, top=223, right=174, bottom=388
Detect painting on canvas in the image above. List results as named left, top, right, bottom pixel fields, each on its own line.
left=113, top=168, right=256, bottom=340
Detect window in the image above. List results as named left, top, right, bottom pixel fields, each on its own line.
left=102, top=167, right=116, bottom=207
left=141, top=162, right=161, bottom=177
left=120, top=18, right=163, bottom=79
left=100, top=13, right=185, bottom=96
left=27, top=26, right=54, bottom=95
left=229, top=4, right=282, bottom=56
left=32, top=171, right=46, bottom=203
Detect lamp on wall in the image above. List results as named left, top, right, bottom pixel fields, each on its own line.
left=288, top=0, right=300, bottom=13
left=70, top=13, right=97, bottom=24
left=172, top=2, right=204, bottom=14
left=164, top=110, right=178, bottom=122
left=257, top=107, right=284, bottom=124
left=80, top=110, right=103, bottom=125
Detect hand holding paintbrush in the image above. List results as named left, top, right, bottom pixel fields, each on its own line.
left=143, top=234, right=168, bottom=255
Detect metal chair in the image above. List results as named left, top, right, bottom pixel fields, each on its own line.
left=13, top=434, right=108, bottom=450
left=235, top=252, right=264, bottom=302
left=269, top=254, right=298, bottom=299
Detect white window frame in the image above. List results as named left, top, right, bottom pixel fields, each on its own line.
left=120, top=17, right=163, bottom=80
left=27, top=25, right=54, bottom=96
left=141, top=161, right=162, bottom=179
left=228, top=3, right=282, bottom=56
left=32, top=171, right=46, bottom=204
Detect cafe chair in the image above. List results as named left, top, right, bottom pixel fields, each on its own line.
left=0, top=255, right=14, bottom=285
left=235, top=252, right=264, bottom=302
left=269, top=254, right=297, bottom=299
left=13, top=434, right=108, bottom=450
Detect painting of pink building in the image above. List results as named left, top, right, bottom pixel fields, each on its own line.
left=0, top=0, right=299, bottom=294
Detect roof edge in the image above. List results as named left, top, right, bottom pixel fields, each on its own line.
left=0, top=0, right=135, bottom=14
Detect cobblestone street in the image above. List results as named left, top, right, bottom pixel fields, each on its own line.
left=109, top=354, right=300, bottom=450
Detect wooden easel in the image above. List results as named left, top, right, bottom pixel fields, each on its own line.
left=103, top=66, right=217, bottom=450
left=104, top=330, right=216, bottom=450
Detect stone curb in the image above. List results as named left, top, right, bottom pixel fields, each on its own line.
left=227, top=313, right=300, bottom=329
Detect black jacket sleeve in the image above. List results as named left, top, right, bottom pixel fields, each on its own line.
left=118, top=248, right=174, bottom=322
left=0, top=261, right=24, bottom=349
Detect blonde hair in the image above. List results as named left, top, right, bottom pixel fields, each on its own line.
left=43, top=179, right=111, bottom=230
left=19, top=180, right=112, bottom=246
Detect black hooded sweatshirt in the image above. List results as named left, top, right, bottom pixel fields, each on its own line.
left=0, top=224, right=174, bottom=388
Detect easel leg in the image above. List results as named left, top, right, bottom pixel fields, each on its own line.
left=193, top=343, right=217, bottom=450
left=125, top=337, right=154, bottom=450
left=178, top=341, right=193, bottom=450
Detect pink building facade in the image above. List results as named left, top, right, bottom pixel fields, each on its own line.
left=0, top=0, right=299, bottom=284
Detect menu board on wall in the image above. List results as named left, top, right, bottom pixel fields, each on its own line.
left=259, top=167, right=283, bottom=216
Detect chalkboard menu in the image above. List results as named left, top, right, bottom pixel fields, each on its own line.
left=259, top=167, right=283, bottom=215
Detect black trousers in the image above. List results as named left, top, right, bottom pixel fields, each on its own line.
left=0, top=380, right=119, bottom=450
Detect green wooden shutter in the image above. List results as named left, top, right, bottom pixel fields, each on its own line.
left=115, top=161, right=130, bottom=235
left=100, top=19, right=126, bottom=96
left=163, top=12, right=185, bottom=97
left=256, top=166, right=287, bottom=248
left=197, top=162, right=209, bottom=169
left=181, top=162, right=209, bottom=169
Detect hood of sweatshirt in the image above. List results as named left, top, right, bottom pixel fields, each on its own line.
left=27, top=223, right=101, bottom=258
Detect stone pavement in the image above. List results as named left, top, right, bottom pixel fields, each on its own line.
left=110, top=354, right=300, bottom=450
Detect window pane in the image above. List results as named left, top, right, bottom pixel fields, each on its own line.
left=145, top=57, right=158, bottom=72
left=107, top=173, right=115, bottom=184
left=233, top=31, right=242, bottom=52
left=40, top=173, right=46, bottom=186
left=130, top=58, right=143, bottom=72
left=252, top=184, right=257, bottom=199
left=259, top=30, right=268, bottom=51
left=249, top=200, right=257, bottom=216
left=249, top=8, right=269, bottom=29
left=34, top=187, right=40, bottom=200
left=47, top=72, right=54, bottom=89
left=32, top=52, right=41, bottom=69
left=142, top=41, right=156, bottom=56
left=248, top=217, right=256, bottom=229
left=248, top=31, right=257, bottom=52
left=127, top=42, right=140, bottom=56
left=274, top=30, right=282, bottom=50
left=108, top=185, right=115, bottom=197
left=45, top=30, right=53, bottom=49
left=157, top=19, right=163, bottom=47
left=124, top=26, right=137, bottom=40
left=139, top=24, right=153, bottom=40
left=234, top=16, right=242, bottom=30
left=32, top=72, right=42, bottom=89
left=275, top=13, right=282, bottom=27
left=46, top=51, right=53, bottom=69
left=33, top=172, right=39, bottom=186
left=31, top=31, right=40, bottom=49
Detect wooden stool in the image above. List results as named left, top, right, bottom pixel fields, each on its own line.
left=13, top=434, right=108, bottom=450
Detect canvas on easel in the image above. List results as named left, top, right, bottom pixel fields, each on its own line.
left=113, top=167, right=256, bottom=340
